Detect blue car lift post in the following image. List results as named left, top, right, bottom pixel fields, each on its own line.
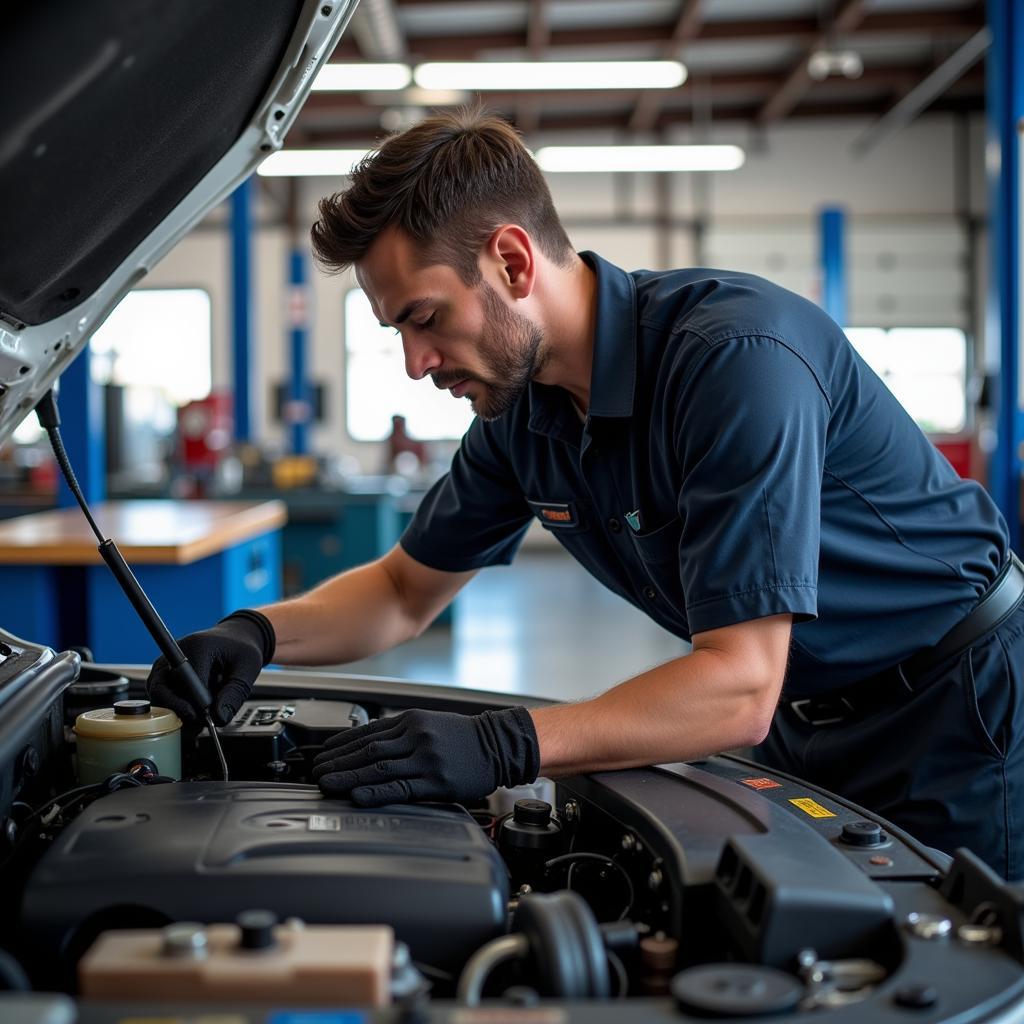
left=987, top=0, right=1024, bottom=551
left=819, top=206, right=847, bottom=329
left=231, top=176, right=257, bottom=445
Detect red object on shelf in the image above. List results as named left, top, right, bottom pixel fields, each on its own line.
left=934, top=439, right=971, bottom=478
left=178, top=393, right=233, bottom=470
left=27, top=458, right=57, bottom=492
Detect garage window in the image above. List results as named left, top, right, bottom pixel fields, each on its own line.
left=345, top=287, right=474, bottom=442
left=11, top=287, right=212, bottom=446
left=845, top=327, right=967, bottom=434
left=89, top=288, right=212, bottom=404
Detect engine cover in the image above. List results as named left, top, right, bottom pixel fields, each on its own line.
left=21, top=782, right=508, bottom=975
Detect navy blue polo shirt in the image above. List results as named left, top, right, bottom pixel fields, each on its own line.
left=400, top=252, right=1008, bottom=692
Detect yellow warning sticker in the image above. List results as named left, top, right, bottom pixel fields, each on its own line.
left=789, top=797, right=836, bottom=818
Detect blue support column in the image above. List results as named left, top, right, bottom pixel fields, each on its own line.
left=819, top=207, right=847, bottom=328
left=287, top=247, right=312, bottom=455
left=57, top=343, right=105, bottom=506
left=987, top=0, right=1024, bottom=550
left=231, top=178, right=256, bottom=443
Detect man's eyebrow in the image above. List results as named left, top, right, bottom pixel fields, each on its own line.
left=379, top=297, right=430, bottom=328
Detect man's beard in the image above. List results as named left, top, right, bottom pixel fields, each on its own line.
left=432, top=282, right=545, bottom=421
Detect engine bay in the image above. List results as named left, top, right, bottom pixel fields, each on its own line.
left=3, top=635, right=1024, bottom=1022
left=23, top=780, right=509, bottom=981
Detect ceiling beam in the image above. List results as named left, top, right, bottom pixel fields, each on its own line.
left=295, top=92, right=983, bottom=146
left=348, top=8, right=983, bottom=62
left=756, top=0, right=869, bottom=124
left=294, top=98, right=950, bottom=145
left=851, top=26, right=991, bottom=154
left=627, top=0, right=703, bottom=134
left=526, top=0, right=549, bottom=53
left=349, top=0, right=407, bottom=61
left=517, top=0, right=550, bottom=134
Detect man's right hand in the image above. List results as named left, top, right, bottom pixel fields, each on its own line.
left=146, top=609, right=276, bottom=725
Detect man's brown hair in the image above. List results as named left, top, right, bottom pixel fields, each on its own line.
left=310, top=108, right=574, bottom=283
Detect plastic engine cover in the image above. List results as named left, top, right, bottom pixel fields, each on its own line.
left=21, top=782, right=508, bottom=974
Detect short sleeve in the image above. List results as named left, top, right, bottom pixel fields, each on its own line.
left=675, top=335, right=829, bottom=634
left=400, top=418, right=532, bottom=571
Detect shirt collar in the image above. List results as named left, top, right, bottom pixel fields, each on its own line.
left=582, top=250, right=637, bottom=419
left=527, top=250, right=637, bottom=440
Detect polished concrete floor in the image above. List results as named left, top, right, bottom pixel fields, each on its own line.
left=341, top=549, right=688, bottom=703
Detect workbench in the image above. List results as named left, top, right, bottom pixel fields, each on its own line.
left=0, top=500, right=285, bottom=662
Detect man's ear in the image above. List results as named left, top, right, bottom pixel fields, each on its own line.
left=485, top=224, right=536, bottom=299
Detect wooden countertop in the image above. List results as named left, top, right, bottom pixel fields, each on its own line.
left=0, top=500, right=287, bottom=566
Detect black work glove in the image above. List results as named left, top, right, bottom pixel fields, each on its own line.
left=146, top=609, right=275, bottom=725
left=312, top=706, right=540, bottom=807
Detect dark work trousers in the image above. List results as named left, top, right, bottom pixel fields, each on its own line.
left=754, top=603, right=1024, bottom=881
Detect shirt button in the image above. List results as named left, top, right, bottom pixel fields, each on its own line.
left=643, top=586, right=657, bottom=601
left=608, top=517, right=622, bottom=533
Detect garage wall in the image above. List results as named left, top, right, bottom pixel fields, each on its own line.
left=141, top=112, right=987, bottom=465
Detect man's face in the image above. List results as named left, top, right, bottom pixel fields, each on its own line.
left=356, top=227, right=544, bottom=421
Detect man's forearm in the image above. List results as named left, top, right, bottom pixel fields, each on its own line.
left=257, top=559, right=421, bottom=666
left=531, top=648, right=779, bottom=775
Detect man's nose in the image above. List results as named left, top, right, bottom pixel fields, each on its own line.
left=402, top=335, right=442, bottom=381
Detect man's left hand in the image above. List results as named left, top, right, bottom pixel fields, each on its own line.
left=312, top=706, right=540, bottom=806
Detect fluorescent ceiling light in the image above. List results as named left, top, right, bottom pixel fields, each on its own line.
left=535, top=145, right=745, bottom=173
left=414, top=61, right=686, bottom=91
left=258, top=143, right=745, bottom=178
left=312, top=63, right=412, bottom=91
left=370, top=87, right=470, bottom=107
left=257, top=150, right=370, bottom=177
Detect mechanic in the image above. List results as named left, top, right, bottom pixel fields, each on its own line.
left=149, top=108, right=1024, bottom=881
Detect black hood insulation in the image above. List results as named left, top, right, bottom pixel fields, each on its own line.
left=0, top=0, right=304, bottom=326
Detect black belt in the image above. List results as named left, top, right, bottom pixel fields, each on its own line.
left=785, top=552, right=1024, bottom=728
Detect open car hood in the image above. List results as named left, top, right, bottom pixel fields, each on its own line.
left=0, top=0, right=357, bottom=443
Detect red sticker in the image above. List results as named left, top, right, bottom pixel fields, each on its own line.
left=740, top=777, right=782, bottom=790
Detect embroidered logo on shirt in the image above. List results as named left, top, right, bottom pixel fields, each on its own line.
left=526, top=499, right=581, bottom=529
left=624, top=509, right=643, bottom=532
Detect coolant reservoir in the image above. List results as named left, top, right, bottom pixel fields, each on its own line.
left=75, top=700, right=182, bottom=783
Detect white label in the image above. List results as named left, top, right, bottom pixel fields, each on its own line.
left=308, top=815, right=341, bottom=832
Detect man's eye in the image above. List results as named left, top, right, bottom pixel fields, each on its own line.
left=415, top=313, right=437, bottom=330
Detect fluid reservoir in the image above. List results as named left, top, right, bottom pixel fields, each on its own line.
left=498, top=799, right=564, bottom=888
left=75, top=700, right=182, bottom=783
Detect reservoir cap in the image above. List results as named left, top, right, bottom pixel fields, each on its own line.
left=513, top=799, right=553, bottom=827
left=114, top=700, right=151, bottom=716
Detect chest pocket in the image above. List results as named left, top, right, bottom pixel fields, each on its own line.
left=629, top=517, right=681, bottom=564
left=629, top=517, right=684, bottom=604
left=526, top=497, right=589, bottom=534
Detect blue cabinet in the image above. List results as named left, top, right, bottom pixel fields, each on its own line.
left=88, top=531, right=281, bottom=662
left=0, top=500, right=285, bottom=661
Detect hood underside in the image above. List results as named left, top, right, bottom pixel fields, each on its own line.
left=0, top=0, right=357, bottom=442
